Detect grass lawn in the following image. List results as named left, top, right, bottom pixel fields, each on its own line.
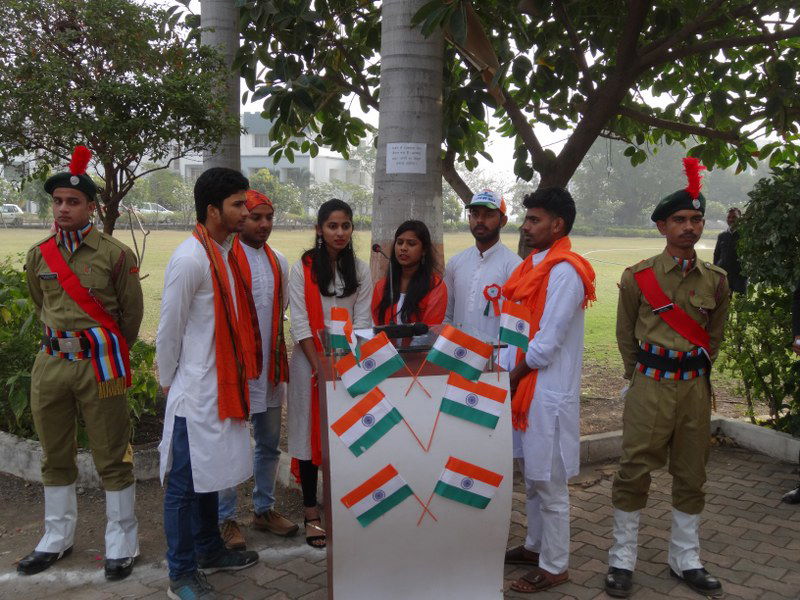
left=0, top=226, right=718, bottom=363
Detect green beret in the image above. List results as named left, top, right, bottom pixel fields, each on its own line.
left=650, top=190, right=705, bottom=222
left=44, top=171, right=98, bottom=201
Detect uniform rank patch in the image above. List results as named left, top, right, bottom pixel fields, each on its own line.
left=39, top=272, right=58, bottom=280
left=129, top=266, right=140, bottom=274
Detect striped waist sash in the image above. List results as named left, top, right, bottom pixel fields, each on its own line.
left=42, top=325, right=128, bottom=397
left=635, top=341, right=707, bottom=381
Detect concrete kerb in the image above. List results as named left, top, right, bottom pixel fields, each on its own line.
left=3, top=416, right=798, bottom=488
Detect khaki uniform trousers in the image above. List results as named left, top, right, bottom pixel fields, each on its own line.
left=612, top=370, right=711, bottom=515
left=30, top=352, right=134, bottom=490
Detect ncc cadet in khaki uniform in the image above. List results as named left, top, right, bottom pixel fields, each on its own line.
left=17, top=147, right=144, bottom=581
left=605, top=158, right=729, bottom=599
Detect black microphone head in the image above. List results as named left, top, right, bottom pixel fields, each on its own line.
left=372, top=244, right=382, bottom=253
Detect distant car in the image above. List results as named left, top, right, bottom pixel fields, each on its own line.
left=135, top=202, right=174, bottom=223
left=0, top=203, right=24, bottom=226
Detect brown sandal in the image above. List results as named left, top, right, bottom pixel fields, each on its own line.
left=504, top=545, right=539, bottom=566
left=510, top=567, right=569, bottom=593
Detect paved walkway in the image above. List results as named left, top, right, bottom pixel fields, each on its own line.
left=2, top=446, right=798, bottom=599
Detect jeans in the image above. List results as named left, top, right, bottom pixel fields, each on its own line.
left=164, top=416, right=224, bottom=581
left=218, top=407, right=281, bottom=522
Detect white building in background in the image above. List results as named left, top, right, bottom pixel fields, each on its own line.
left=171, top=112, right=371, bottom=188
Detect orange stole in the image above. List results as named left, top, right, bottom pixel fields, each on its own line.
left=192, top=224, right=261, bottom=421
left=501, top=236, right=596, bottom=430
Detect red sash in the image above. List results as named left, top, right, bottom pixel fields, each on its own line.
left=633, top=267, right=710, bottom=354
left=39, top=237, right=132, bottom=387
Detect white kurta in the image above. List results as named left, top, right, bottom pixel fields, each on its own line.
left=444, top=241, right=522, bottom=343
left=241, top=243, right=289, bottom=413
left=287, top=257, right=372, bottom=460
left=510, top=249, right=586, bottom=482
left=156, top=236, right=253, bottom=493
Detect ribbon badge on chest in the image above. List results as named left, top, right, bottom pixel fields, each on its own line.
left=483, top=283, right=502, bottom=316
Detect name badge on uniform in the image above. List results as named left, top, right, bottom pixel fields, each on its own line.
left=39, top=273, right=58, bottom=280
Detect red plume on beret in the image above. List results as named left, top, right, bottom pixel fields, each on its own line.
left=683, top=157, right=706, bottom=200
left=69, top=145, right=92, bottom=176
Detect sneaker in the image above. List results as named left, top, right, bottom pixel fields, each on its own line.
left=167, top=571, right=215, bottom=599
left=197, top=548, right=258, bottom=575
left=220, top=519, right=246, bottom=550
left=252, top=509, right=300, bottom=537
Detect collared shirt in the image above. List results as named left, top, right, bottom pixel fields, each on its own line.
left=444, top=241, right=522, bottom=343
left=241, top=242, right=288, bottom=412
left=156, top=235, right=252, bottom=493
left=25, top=224, right=143, bottom=345
left=616, top=249, right=730, bottom=379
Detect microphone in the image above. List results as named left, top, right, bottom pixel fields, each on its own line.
left=374, top=322, right=429, bottom=339
left=372, top=243, right=396, bottom=324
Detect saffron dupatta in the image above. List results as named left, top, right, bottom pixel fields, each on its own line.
left=193, top=223, right=261, bottom=420
left=501, top=236, right=596, bottom=430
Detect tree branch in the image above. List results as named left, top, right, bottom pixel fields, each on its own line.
left=618, top=105, right=740, bottom=142
left=639, top=0, right=731, bottom=57
left=442, top=148, right=474, bottom=205
left=502, top=93, right=546, bottom=163
left=553, top=0, right=594, bottom=94
left=639, top=20, right=800, bottom=70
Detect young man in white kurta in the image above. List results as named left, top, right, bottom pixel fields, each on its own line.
left=512, top=254, right=585, bottom=575
left=444, top=189, right=521, bottom=343
left=156, top=167, right=258, bottom=596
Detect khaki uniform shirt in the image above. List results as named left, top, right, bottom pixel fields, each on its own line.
left=617, top=249, right=730, bottom=379
left=25, top=226, right=144, bottom=346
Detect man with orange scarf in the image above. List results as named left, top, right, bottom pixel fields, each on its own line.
left=156, top=168, right=262, bottom=598
left=216, top=190, right=298, bottom=550
left=501, top=188, right=596, bottom=594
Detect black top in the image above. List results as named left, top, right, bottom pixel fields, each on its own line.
left=713, top=229, right=747, bottom=293
left=792, top=283, right=800, bottom=337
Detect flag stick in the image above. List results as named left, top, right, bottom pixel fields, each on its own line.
left=402, top=418, right=427, bottom=451
left=412, top=492, right=437, bottom=522
left=416, top=491, right=436, bottom=527
left=403, top=363, right=430, bottom=398
left=330, top=353, right=336, bottom=390
left=425, top=409, right=441, bottom=452
left=404, top=358, right=428, bottom=396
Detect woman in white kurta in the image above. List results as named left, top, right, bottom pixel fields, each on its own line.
left=287, top=198, right=372, bottom=547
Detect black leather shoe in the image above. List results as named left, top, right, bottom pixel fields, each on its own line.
left=782, top=485, right=800, bottom=504
left=16, top=547, right=72, bottom=575
left=604, top=567, right=633, bottom=598
left=670, top=567, right=723, bottom=597
left=104, top=556, right=135, bottom=581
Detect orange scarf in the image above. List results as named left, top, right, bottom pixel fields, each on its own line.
left=501, top=236, right=596, bottom=430
left=231, top=236, right=288, bottom=385
left=302, top=255, right=324, bottom=467
left=192, top=224, right=261, bottom=420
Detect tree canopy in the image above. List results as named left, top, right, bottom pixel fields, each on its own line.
left=0, top=0, right=240, bottom=233
left=234, top=1, right=799, bottom=201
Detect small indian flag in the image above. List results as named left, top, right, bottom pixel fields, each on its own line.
left=329, top=306, right=358, bottom=356
left=341, top=464, right=413, bottom=527
left=498, top=300, right=533, bottom=351
left=427, top=325, right=492, bottom=381
left=440, top=372, right=507, bottom=429
left=434, top=456, right=503, bottom=509
left=331, top=388, right=402, bottom=456
left=336, top=332, right=405, bottom=397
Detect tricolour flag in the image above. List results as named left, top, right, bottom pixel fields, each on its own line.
left=434, top=456, right=503, bottom=509
left=440, top=372, right=507, bottom=429
left=330, top=388, right=402, bottom=456
left=498, top=300, right=533, bottom=351
left=336, top=332, right=405, bottom=397
left=330, top=306, right=358, bottom=357
left=427, top=325, right=492, bottom=381
left=341, top=464, right=413, bottom=527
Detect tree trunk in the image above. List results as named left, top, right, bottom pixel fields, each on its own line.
left=370, top=0, right=444, bottom=281
left=201, top=0, right=241, bottom=171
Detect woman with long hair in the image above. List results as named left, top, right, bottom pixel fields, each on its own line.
left=287, top=198, right=372, bottom=548
left=372, top=220, right=446, bottom=326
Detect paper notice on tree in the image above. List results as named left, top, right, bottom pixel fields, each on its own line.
left=386, top=143, right=426, bottom=174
